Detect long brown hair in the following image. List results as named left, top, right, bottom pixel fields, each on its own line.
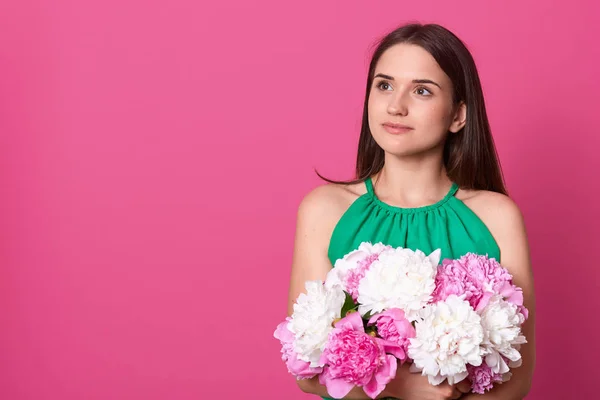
left=316, top=23, right=507, bottom=195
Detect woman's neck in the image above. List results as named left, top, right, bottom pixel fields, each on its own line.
left=372, top=155, right=453, bottom=208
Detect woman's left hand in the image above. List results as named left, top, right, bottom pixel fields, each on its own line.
left=455, top=379, right=471, bottom=396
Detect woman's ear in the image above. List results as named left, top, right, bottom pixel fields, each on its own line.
left=449, top=101, right=467, bottom=133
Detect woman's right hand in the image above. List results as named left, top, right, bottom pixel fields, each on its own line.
left=384, top=361, right=470, bottom=400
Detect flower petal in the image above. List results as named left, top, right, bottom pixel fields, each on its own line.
left=475, top=292, right=494, bottom=312
left=334, top=310, right=364, bottom=332
left=320, top=372, right=355, bottom=399
left=273, top=318, right=293, bottom=342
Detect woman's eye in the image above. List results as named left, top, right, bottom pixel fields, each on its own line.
left=377, top=81, right=392, bottom=91
left=416, top=87, right=432, bottom=96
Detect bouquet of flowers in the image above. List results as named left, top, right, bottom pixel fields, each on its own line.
left=274, top=242, right=528, bottom=398
left=411, top=253, right=529, bottom=393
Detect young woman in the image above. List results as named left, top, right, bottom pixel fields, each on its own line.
left=287, top=23, right=536, bottom=400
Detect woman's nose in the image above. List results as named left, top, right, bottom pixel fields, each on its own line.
left=387, top=91, right=409, bottom=116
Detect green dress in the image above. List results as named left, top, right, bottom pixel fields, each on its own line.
left=321, top=176, right=501, bottom=400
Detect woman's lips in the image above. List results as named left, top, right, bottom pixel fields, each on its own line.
left=382, top=123, right=414, bottom=134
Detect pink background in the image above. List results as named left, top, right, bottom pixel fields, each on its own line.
left=1, top=1, right=598, bottom=399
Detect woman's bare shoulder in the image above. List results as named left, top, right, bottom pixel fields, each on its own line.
left=455, top=187, right=526, bottom=247
left=456, top=188, right=523, bottom=223
left=296, top=180, right=367, bottom=233
left=298, top=180, right=366, bottom=213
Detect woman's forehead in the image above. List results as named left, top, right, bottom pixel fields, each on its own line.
left=375, top=44, right=446, bottom=82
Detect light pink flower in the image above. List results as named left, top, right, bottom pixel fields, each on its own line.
left=345, top=253, right=380, bottom=301
left=432, top=257, right=483, bottom=307
left=326, top=242, right=392, bottom=301
left=367, top=308, right=415, bottom=363
left=434, top=254, right=528, bottom=319
left=467, top=363, right=504, bottom=394
left=273, top=318, right=323, bottom=379
left=492, top=281, right=528, bottom=320
left=318, top=312, right=398, bottom=399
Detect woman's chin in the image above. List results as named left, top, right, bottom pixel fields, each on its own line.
left=380, top=144, right=443, bottom=158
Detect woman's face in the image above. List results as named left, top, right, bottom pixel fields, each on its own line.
left=367, top=43, right=466, bottom=157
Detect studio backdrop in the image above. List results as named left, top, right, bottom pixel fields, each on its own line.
left=1, top=1, right=599, bottom=399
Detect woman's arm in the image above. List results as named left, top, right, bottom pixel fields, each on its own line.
left=462, top=192, right=537, bottom=400
left=287, top=185, right=396, bottom=399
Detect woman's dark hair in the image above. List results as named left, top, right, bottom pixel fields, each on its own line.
left=316, top=23, right=507, bottom=195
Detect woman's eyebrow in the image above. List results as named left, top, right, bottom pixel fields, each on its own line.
left=374, top=73, right=442, bottom=89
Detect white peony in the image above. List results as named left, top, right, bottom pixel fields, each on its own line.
left=357, top=247, right=440, bottom=320
left=324, top=241, right=391, bottom=290
left=287, top=280, right=346, bottom=367
left=407, top=294, right=484, bottom=385
left=478, top=294, right=527, bottom=374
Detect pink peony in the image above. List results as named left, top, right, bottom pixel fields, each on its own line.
left=432, top=256, right=483, bottom=307
left=274, top=318, right=323, bottom=379
left=467, top=363, right=504, bottom=394
left=318, top=312, right=398, bottom=399
left=345, top=253, right=381, bottom=301
left=434, top=254, right=528, bottom=319
left=367, top=308, right=415, bottom=363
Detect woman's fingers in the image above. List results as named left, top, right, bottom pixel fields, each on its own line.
left=456, top=379, right=472, bottom=394
left=437, top=381, right=462, bottom=399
